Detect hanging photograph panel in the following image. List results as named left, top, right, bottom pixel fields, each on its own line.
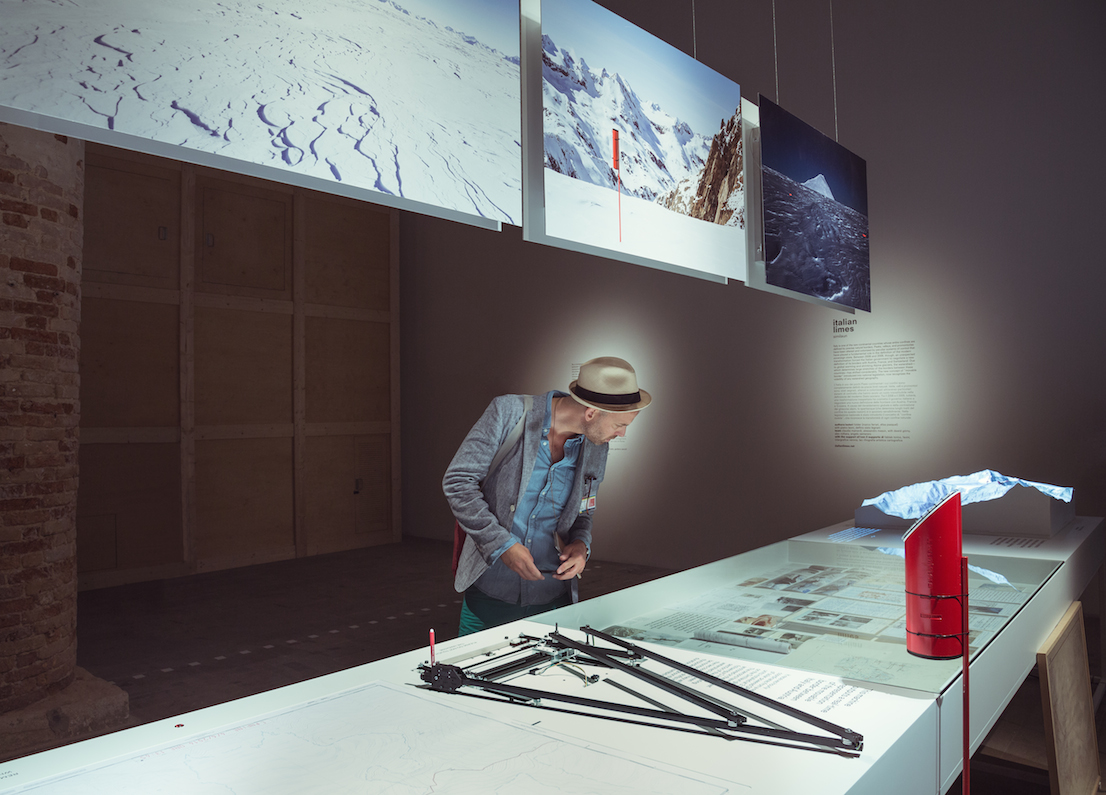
left=521, top=0, right=747, bottom=283
left=0, top=0, right=521, bottom=229
left=757, top=95, right=870, bottom=311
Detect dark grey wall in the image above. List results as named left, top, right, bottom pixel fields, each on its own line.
left=400, top=0, right=1106, bottom=570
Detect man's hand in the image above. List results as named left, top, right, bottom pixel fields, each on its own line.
left=554, top=539, right=588, bottom=580
left=500, top=542, right=545, bottom=581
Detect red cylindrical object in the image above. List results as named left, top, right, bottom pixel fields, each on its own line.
left=612, top=129, right=620, bottom=169
left=904, top=491, right=964, bottom=659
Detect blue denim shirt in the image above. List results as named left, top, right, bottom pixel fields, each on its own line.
left=445, top=391, right=608, bottom=603
left=475, top=391, right=581, bottom=605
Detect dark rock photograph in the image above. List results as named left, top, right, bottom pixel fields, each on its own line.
left=760, top=96, right=870, bottom=311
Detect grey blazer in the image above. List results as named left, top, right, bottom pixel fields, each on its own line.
left=443, top=392, right=608, bottom=599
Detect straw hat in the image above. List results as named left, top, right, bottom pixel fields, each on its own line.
left=568, top=356, right=652, bottom=413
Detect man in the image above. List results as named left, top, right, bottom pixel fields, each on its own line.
left=443, top=356, right=651, bottom=635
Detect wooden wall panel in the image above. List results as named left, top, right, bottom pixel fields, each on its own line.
left=194, top=438, right=294, bottom=562
left=78, top=143, right=398, bottom=587
left=75, top=514, right=118, bottom=574
left=194, top=307, right=293, bottom=425
left=303, top=194, right=390, bottom=311
left=84, top=151, right=180, bottom=288
left=81, top=297, right=180, bottom=428
left=303, top=435, right=356, bottom=556
left=354, top=433, right=392, bottom=538
left=196, top=177, right=292, bottom=299
left=304, top=317, right=390, bottom=423
left=76, top=443, right=183, bottom=573
left=303, top=434, right=393, bottom=555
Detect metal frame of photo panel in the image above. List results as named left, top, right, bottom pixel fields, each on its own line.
left=520, top=0, right=746, bottom=285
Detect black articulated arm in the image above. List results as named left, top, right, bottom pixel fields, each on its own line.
left=416, top=627, right=864, bottom=755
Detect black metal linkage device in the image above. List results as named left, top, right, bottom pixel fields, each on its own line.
left=417, top=627, right=863, bottom=754
left=577, top=626, right=864, bottom=750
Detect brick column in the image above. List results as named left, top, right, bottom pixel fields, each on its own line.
left=0, top=123, right=83, bottom=714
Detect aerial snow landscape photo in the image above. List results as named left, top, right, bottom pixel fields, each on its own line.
left=538, top=0, right=746, bottom=281
left=0, top=0, right=521, bottom=225
left=759, top=96, right=870, bottom=311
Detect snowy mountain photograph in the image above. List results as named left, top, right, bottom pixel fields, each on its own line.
left=759, top=96, right=870, bottom=311
left=536, top=0, right=746, bottom=281
left=0, top=0, right=521, bottom=225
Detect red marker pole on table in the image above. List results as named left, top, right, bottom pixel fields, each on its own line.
left=429, top=628, right=435, bottom=666
left=612, top=129, right=621, bottom=242
left=960, top=557, right=970, bottom=795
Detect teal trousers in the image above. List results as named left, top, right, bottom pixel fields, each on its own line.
left=458, top=587, right=572, bottom=636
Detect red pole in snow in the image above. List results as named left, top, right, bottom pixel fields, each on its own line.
left=612, top=129, right=621, bottom=242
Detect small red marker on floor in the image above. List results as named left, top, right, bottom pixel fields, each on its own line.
left=429, top=628, right=436, bottom=666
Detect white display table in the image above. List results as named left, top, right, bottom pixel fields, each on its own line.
left=535, top=515, right=1105, bottom=793
left=0, top=517, right=1099, bottom=794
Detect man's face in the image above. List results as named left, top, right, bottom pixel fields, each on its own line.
left=582, top=409, right=639, bottom=445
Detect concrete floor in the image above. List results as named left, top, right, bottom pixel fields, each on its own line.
left=23, top=537, right=1105, bottom=792
left=75, top=536, right=676, bottom=729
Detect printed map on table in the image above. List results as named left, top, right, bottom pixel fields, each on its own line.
left=10, top=681, right=733, bottom=794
